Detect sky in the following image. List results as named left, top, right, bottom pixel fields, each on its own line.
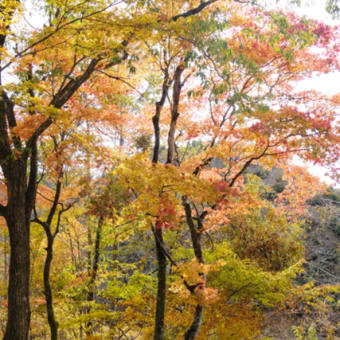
left=283, top=1, right=340, bottom=187
left=20, top=0, right=340, bottom=187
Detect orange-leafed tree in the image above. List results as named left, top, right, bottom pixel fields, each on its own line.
left=0, top=1, right=132, bottom=337
left=0, top=0, right=339, bottom=339
left=106, top=1, right=340, bottom=339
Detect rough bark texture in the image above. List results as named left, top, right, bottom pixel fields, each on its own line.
left=4, top=160, right=31, bottom=340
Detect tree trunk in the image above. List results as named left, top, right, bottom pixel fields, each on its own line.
left=183, top=200, right=205, bottom=340
left=153, top=227, right=167, bottom=340
left=4, top=163, right=31, bottom=340
left=86, top=217, right=103, bottom=335
left=151, top=69, right=170, bottom=340
left=184, top=305, right=204, bottom=340
left=44, top=235, right=58, bottom=340
left=167, top=65, right=184, bottom=165
left=3, top=232, right=7, bottom=285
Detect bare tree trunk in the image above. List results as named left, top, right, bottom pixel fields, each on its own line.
left=3, top=232, right=7, bottom=285
left=167, top=65, right=184, bottom=164
left=86, top=217, right=103, bottom=335
left=183, top=201, right=205, bottom=340
left=184, top=305, right=204, bottom=340
left=44, top=235, right=58, bottom=340
left=153, top=227, right=167, bottom=340
left=33, top=159, right=72, bottom=340
left=153, top=62, right=185, bottom=340
left=152, top=69, right=171, bottom=340
left=4, top=161, right=31, bottom=340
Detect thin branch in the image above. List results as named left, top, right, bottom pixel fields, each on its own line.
left=53, top=203, right=73, bottom=238
left=0, top=3, right=116, bottom=72
left=152, top=67, right=171, bottom=164
left=203, top=231, right=214, bottom=251
left=228, top=142, right=270, bottom=187
left=96, top=70, right=144, bottom=97
left=47, top=170, right=63, bottom=226
left=151, top=225, right=203, bottom=295
left=227, top=283, right=254, bottom=301
left=24, top=57, right=101, bottom=154
left=151, top=226, right=177, bottom=267
left=307, top=262, right=340, bottom=280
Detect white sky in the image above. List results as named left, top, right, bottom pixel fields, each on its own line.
left=21, top=0, right=340, bottom=187
left=285, top=1, right=340, bottom=187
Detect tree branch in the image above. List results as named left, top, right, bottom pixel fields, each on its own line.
left=183, top=199, right=204, bottom=264
left=0, top=91, right=13, bottom=161
left=24, top=57, right=101, bottom=152
left=0, top=3, right=115, bottom=73
left=152, top=68, right=171, bottom=164
left=46, top=168, right=63, bottom=226
left=96, top=70, right=145, bottom=97
left=228, top=143, right=270, bottom=187
left=167, top=64, right=184, bottom=164
left=172, top=0, right=218, bottom=21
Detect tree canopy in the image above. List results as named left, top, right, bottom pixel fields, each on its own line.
left=0, top=0, right=339, bottom=339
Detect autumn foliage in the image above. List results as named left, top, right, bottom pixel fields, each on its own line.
left=0, top=0, right=339, bottom=339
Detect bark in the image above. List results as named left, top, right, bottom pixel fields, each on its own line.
left=172, top=0, right=218, bottom=21
left=183, top=202, right=203, bottom=263
left=184, top=305, right=204, bottom=340
left=44, top=233, right=58, bottom=340
left=152, top=68, right=170, bottom=164
left=3, top=232, right=8, bottom=285
left=152, top=69, right=170, bottom=339
left=152, top=63, right=186, bottom=339
left=86, top=217, right=103, bottom=335
left=183, top=201, right=205, bottom=340
left=33, top=163, right=70, bottom=340
left=40, top=166, right=63, bottom=340
left=4, top=160, right=31, bottom=340
left=35, top=219, right=60, bottom=340
left=167, top=65, right=184, bottom=164
left=153, top=227, right=167, bottom=340
left=0, top=9, right=126, bottom=337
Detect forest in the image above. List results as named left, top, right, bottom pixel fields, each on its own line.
left=0, top=0, right=339, bottom=339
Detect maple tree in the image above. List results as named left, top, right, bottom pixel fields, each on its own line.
left=0, top=0, right=137, bottom=337
left=122, top=2, right=339, bottom=338
left=0, top=0, right=339, bottom=339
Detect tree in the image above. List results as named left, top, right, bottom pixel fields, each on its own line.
left=0, top=0, right=339, bottom=339
left=110, top=1, right=339, bottom=338
left=326, top=0, right=340, bottom=18
left=0, top=1, right=129, bottom=337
